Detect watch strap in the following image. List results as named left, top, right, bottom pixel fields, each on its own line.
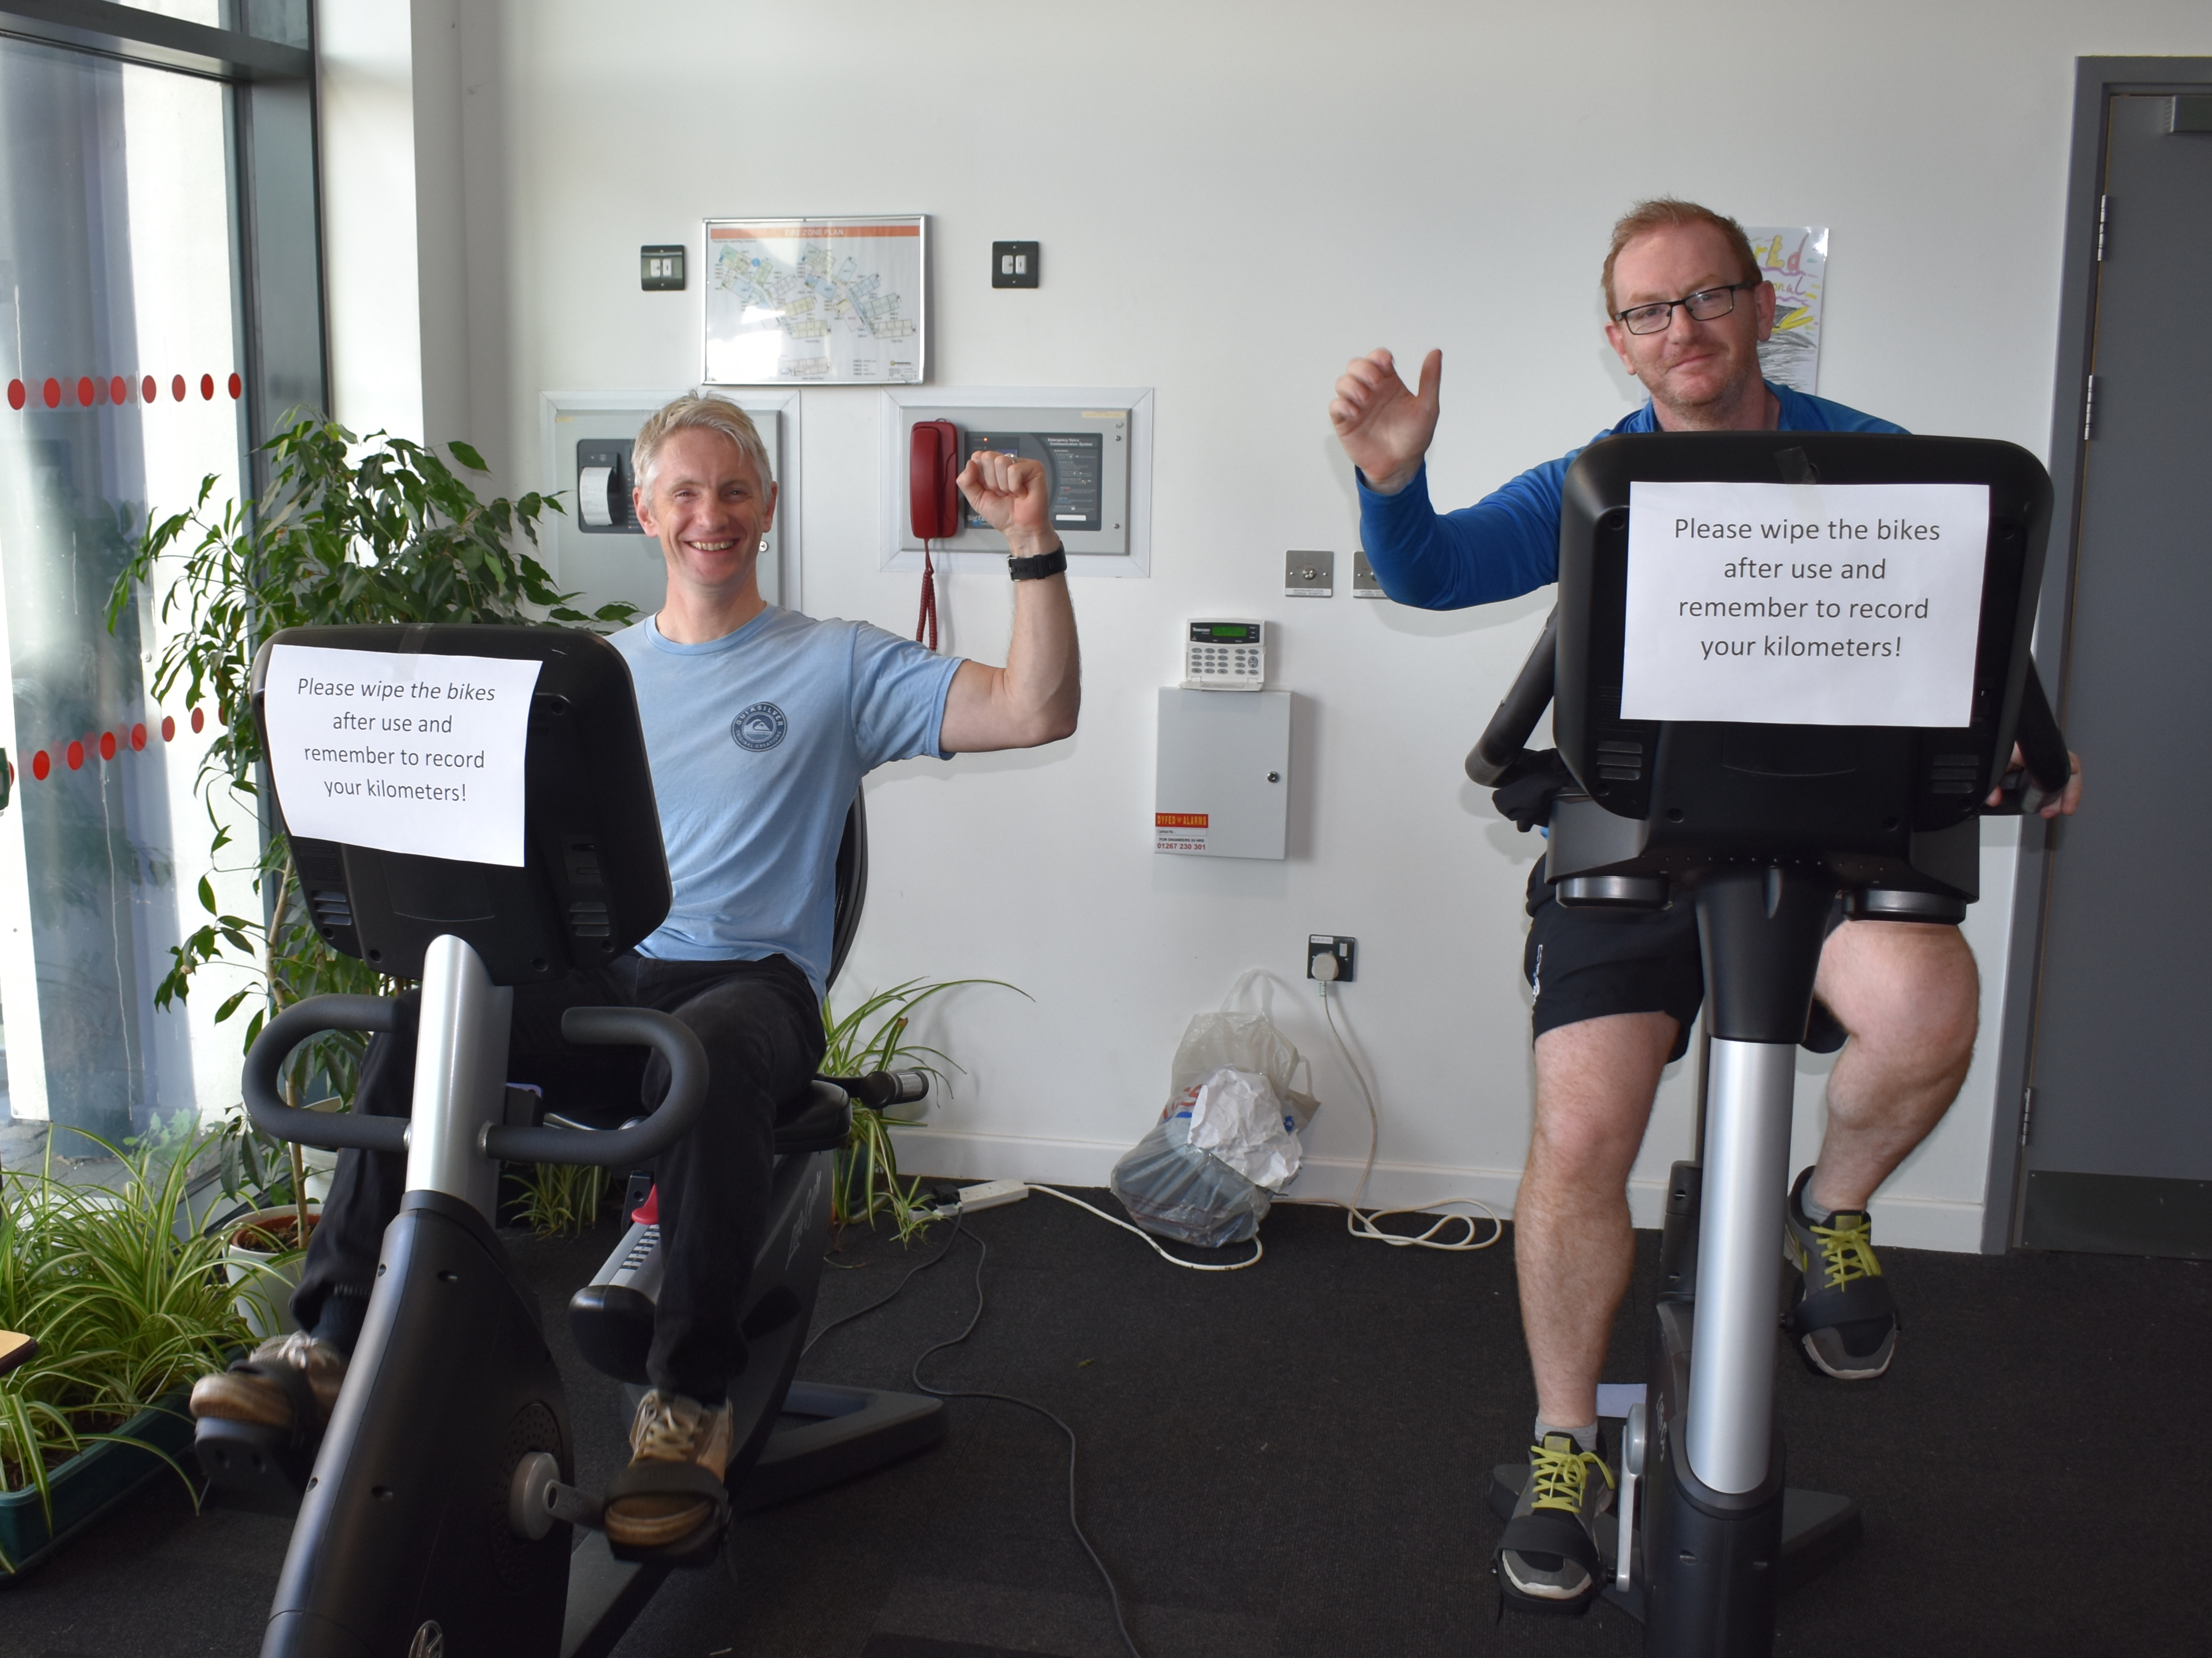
left=1007, top=547, right=1068, bottom=581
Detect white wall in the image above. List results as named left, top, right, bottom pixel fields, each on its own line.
left=357, top=1, right=2212, bottom=1251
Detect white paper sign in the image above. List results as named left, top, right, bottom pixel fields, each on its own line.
left=1619, top=481, right=1989, bottom=727
left=263, top=644, right=542, bottom=866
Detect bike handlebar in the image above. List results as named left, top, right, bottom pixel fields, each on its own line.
left=243, top=996, right=408, bottom=1153
left=241, top=999, right=709, bottom=1170
left=1465, top=608, right=1559, bottom=785
left=481, top=1009, right=707, bottom=1167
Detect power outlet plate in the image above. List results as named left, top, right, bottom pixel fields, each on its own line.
left=1307, top=934, right=1357, bottom=983
left=1286, top=550, right=1334, bottom=597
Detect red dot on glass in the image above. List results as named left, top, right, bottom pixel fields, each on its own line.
left=199, top=373, right=214, bottom=401
left=77, top=377, right=94, bottom=406
left=44, top=378, right=61, bottom=408
left=171, top=375, right=186, bottom=402
left=8, top=380, right=24, bottom=410
left=142, top=375, right=157, bottom=403
left=65, top=741, right=83, bottom=771
left=31, top=751, right=50, bottom=781
left=99, top=732, right=116, bottom=761
left=110, top=376, right=127, bottom=405
left=227, top=372, right=242, bottom=399
left=161, top=714, right=176, bottom=742
left=190, top=707, right=205, bottom=734
left=131, top=723, right=146, bottom=751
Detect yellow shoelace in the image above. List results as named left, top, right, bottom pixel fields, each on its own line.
left=1811, top=1214, right=1883, bottom=1290
left=1529, top=1437, right=1615, bottom=1515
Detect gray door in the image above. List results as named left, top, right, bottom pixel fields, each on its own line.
left=2019, top=94, right=2212, bottom=1257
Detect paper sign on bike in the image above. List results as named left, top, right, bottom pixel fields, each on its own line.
left=1618, top=480, right=1989, bottom=727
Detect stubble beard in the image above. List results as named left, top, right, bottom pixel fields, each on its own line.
left=1641, top=341, right=1762, bottom=431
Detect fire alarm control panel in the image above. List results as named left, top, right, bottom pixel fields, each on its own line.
left=1182, top=621, right=1265, bottom=691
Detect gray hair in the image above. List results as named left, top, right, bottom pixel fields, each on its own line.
left=632, top=395, right=775, bottom=500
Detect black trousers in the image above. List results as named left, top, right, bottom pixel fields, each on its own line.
left=291, top=952, right=824, bottom=1402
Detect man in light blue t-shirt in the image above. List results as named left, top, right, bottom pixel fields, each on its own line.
left=215, top=395, right=1080, bottom=1553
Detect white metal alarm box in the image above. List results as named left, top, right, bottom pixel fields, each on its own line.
left=1155, top=688, right=1290, bottom=861
left=1182, top=620, right=1265, bottom=690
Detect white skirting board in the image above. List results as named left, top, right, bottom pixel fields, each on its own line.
left=884, top=1127, right=1989, bottom=1254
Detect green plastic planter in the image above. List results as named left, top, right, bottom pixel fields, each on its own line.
left=0, top=1387, right=195, bottom=1581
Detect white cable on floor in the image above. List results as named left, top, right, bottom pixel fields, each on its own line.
left=1275, top=976, right=1504, bottom=1253
left=1026, top=1183, right=1266, bottom=1272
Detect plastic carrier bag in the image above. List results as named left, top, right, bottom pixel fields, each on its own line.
left=1109, top=973, right=1319, bottom=1248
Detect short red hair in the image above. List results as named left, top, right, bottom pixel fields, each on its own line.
left=1601, top=199, right=1761, bottom=313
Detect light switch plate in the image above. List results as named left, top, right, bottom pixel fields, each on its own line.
left=991, top=241, right=1040, bottom=288
left=1353, top=551, right=1388, bottom=598
left=1285, top=550, right=1334, bottom=597
left=640, top=245, right=685, bottom=291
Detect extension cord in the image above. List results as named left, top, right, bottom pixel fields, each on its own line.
left=952, top=1178, right=1029, bottom=1213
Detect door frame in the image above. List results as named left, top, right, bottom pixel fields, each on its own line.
left=1980, top=56, right=2212, bottom=1253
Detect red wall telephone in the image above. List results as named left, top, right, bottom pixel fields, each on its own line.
left=908, top=419, right=961, bottom=651
left=909, top=418, right=962, bottom=540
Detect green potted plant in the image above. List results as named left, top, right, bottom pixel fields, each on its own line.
left=0, top=1131, right=250, bottom=1577
left=820, top=978, right=1025, bottom=1243
left=105, top=413, right=633, bottom=1263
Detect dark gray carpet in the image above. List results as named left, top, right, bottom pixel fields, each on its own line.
left=1, top=1190, right=2206, bottom=1656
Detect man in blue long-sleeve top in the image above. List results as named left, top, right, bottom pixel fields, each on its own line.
left=1332, top=199, right=2081, bottom=1614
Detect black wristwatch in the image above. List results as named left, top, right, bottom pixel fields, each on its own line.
left=1007, top=546, right=1067, bottom=581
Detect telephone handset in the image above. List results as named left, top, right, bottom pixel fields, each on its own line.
left=908, top=419, right=962, bottom=651
left=909, top=419, right=961, bottom=540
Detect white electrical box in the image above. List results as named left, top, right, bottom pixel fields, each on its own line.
left=1182, top=621, right=1265, bottom=690
left=1155, top=689, right=1290, bottom=861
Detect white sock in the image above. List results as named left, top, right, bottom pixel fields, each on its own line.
left=1535, top=1417, right=1599, bottom=1454
left=1801, top=1173, right=1837, bottom=1225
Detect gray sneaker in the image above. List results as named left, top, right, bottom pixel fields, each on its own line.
left=1784, top=1167, right=1898, bottom=1380
left=1494, top=1431, right=1615, bottom=1613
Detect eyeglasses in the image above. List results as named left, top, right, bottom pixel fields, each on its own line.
left=1614, top=282, right=1759, bottom=336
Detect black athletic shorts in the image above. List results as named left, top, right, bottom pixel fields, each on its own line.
left=1521, top=858, right=1849, bottom=1063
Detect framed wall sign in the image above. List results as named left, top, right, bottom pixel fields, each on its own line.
left=702, top=215, right=928, bottom=385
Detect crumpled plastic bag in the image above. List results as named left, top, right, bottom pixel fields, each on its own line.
left=1108, top=972, right=1320, bottom=1247
left=1108, top=1111, right=1270, bottom=1248
left=1185, top=1065, right=1302, bottom=1190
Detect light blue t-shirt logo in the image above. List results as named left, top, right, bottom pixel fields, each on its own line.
left=731, top=702, right=788, bottom=751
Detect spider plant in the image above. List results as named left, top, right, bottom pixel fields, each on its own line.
left=0, top=1130, right=253, bottom=1572
left=820, top=978, right=1025, bottom=1243
left=505, top=1162, right=613, bottom=1239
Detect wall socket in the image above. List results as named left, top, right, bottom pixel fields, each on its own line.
left=1285, top=550, right=1334, bottom=597
left=1307, top=935, right=1357, bottom=982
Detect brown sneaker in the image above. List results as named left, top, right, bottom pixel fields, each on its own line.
left=189, top=1332, right=347, bottom=1437
left=601, top=1389, right=734, bottom=1551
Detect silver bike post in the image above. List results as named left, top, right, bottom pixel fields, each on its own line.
left=1682, top=1038, right=1796, bottom=1494
left=403, top=933, right=514, bottom=1220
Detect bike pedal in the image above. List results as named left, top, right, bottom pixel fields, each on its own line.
left=195, top=1417, right=312, bottom=1516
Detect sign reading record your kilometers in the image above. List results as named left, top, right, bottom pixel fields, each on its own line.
left=263, top=643, right=541, bottom=866
left=1619, top=481, right=1990, bottom=727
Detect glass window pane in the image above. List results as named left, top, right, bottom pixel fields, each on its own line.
left=0, top=38, right=249, bottom=1150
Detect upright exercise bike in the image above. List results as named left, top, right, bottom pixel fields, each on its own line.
left=1468, top=432, right=2071, bottom=1655
left=195, top=624, right=944, bottom=1658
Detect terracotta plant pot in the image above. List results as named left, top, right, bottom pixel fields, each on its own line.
left=222, top=1204, right=321, bottom=1340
